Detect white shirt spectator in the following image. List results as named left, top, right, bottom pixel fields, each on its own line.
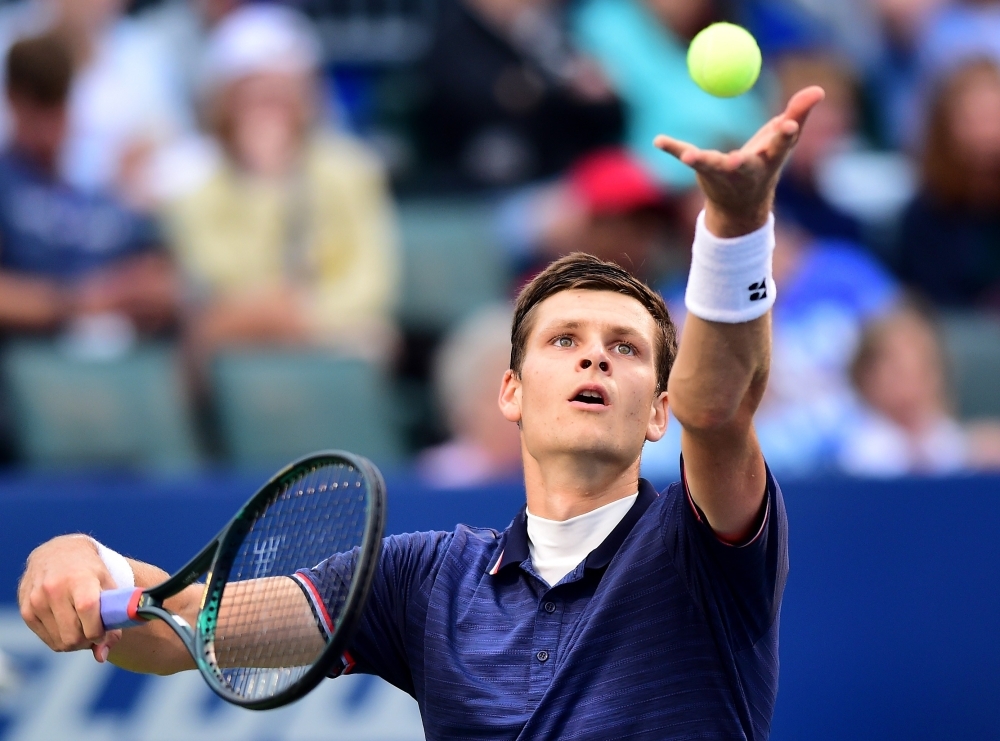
left=838, top=407, right=969, bottom=478
left=0, top=1, right=189, bottom=193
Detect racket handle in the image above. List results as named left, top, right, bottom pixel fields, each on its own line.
left=100, top=587, right=146, bottom=630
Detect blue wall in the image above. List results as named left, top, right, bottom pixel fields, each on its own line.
left=2, top=470, right=999, bottom=739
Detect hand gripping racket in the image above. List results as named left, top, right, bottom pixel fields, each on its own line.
left=98, top=450, right=386, bottom=710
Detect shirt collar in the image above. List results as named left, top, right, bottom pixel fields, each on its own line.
left=489, top=479, right=659, bottom=575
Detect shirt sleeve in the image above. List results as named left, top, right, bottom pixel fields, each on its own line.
left=295, top=530, right=454, bottom=696
left=660, top=459, right=788, bottom=652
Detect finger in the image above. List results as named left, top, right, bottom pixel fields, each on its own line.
left=757, top=119, right=802, bottom=164
left=28, top=583, right=71, bottom=650
left=782, top=85, right=826, bottom=128
left=72, top=581, right=107, bottom=644
left=92, top=630, right=121, bottom=664
left=49, top=587, right=89, bottom=650
left=22, top=593, right=58, bottom=648
left=653, top=134, right=700, bottom=164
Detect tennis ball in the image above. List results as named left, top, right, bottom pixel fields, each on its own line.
left=687, top=23, right=762, bottom=98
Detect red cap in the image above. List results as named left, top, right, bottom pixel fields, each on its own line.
left=567, top=148, right=667, bottom=215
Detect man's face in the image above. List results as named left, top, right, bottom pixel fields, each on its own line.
left=7, top=95, right=67, bottom=170
left=500, top=290, right=668, bottom=471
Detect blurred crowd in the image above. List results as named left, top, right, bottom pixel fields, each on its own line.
left=0, top=0, right=999, bottom=484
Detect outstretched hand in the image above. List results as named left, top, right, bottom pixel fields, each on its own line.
left=653, top=86, right=826, bottom=236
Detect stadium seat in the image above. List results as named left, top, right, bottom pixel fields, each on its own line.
left=212, top=351, right=402, bottom=469
left=397, top=199, right=510, bottom=332
left=939, top=313, right=1000, bottom=419
left=2, top=341, right=201, bottom=469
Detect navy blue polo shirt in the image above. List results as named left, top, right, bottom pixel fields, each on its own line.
left=298, top=468, right=787, bottom=740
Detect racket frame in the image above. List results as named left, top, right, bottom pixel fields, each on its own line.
left=120, top=450, right=387, bottom=710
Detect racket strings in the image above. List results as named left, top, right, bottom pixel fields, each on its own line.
left=208, top=461, right=371, bottom=700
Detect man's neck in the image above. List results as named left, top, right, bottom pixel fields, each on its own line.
left=522, top=452, right=641, bottom=521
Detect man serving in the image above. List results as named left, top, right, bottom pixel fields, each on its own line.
left=19, top=86, right=825, bottom=740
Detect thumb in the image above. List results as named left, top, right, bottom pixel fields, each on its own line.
left=91, top=630, right=122, bottom=664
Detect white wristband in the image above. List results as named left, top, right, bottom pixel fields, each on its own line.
left=684, top=210, right=776, bottom=323
left=89, top=538, right=135, bottom=589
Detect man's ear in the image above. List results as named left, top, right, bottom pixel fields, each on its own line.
left=645, top=391, right=669, bottom=443
left=498, top=369, right=523, bottom=424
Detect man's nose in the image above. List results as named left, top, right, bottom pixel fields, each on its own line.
left=580, top=347, right=611, bottom=373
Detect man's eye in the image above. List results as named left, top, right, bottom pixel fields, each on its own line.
left=556, top=337, right=573, bottom=348
left=616, top=343, right=634, bottom=355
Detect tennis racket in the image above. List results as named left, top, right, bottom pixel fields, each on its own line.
left=98, top=450, right=386, bottom=710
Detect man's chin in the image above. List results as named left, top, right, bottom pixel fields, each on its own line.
left=536, top=434, right=642, bottom=468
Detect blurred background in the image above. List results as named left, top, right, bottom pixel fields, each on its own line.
left=0, top=0, right=999, bottom=738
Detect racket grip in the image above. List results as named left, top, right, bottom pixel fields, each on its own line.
left=100, top=587, right=146, bottom=630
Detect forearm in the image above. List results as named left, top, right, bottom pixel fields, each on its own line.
left=111, top=574, right=323, bottom=673
left=669, top=314, right=770, bottom=431
left=669, top=206, right=773, bottom=431
left=76, top=253, right=180, bottom=333
left=0, top=272, right=67, bottom=331
left=668, top=206, right=773, bottom=538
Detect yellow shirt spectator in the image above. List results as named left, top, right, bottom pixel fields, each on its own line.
left=164, top=132, right=399, bottom=351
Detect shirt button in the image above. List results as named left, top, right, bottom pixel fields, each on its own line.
left=536, top=650, right=549, bottom=663
left=543, top=601, right=556, bottom=613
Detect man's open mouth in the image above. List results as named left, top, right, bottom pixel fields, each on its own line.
left=572, top=389, right=607, bottom=406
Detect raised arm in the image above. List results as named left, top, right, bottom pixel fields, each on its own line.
left=654, top=87, right=825, bottom=541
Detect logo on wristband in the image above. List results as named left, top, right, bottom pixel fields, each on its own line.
left=748, top=278, right=768, bottom=302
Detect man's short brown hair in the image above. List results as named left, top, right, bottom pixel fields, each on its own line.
left=5, top=34, right=73, bottom=107
left=510, top=253, right=678, bottom=393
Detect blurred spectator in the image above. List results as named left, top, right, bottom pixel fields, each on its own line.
left=136, top=0, right=242, bottom=105
left=0, top=34, right=177, bottom=340
left=894, top=59, right=1000, bottom=308
left=919, top=0, right=1000, bottom=92
left=0, top=0, right=187, bottom=196
left=499, top=148, right=681, bottom=286
left=772, top=52, right=867, bottom=246
left=839, top=304, right=1000, bottom=476
left=866, top=0, right=949, bottom=149
left=415, top=0, right=623, bottom=188
left=417, top=305, right=521, bottom=488
left=747, top=0, right=882, bottom=64
left=572, top=0, right=767, bottom=189
left=160, top=6, right=400, bottom=367
left=644, top=216, right=901, bottom=480
left=752, top=219, right=901, bottom=475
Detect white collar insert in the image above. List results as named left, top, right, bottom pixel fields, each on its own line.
left=526, top=493, right=638, bottom=587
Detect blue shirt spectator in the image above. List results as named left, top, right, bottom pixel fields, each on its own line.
left=0, top=150, right=158, bottom=279
left=0, top=34, right=176, bottom=338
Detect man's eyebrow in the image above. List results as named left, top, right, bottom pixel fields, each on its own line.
left=539, top=319, right=582, bottom=332
left=609, top=325, right=645, bottom=339
left=539, top=319, right=648, bottom=341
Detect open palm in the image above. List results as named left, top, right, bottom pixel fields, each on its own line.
left=653, top=86, right=826, bottom=224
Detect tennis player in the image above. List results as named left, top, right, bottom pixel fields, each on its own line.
left=19, top=86, right=825, bottom=740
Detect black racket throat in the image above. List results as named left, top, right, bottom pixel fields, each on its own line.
left=128, top=451, right=386, bottom=710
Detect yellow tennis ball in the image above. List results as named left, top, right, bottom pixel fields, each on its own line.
left=687, top=22, right=762, bottom=98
